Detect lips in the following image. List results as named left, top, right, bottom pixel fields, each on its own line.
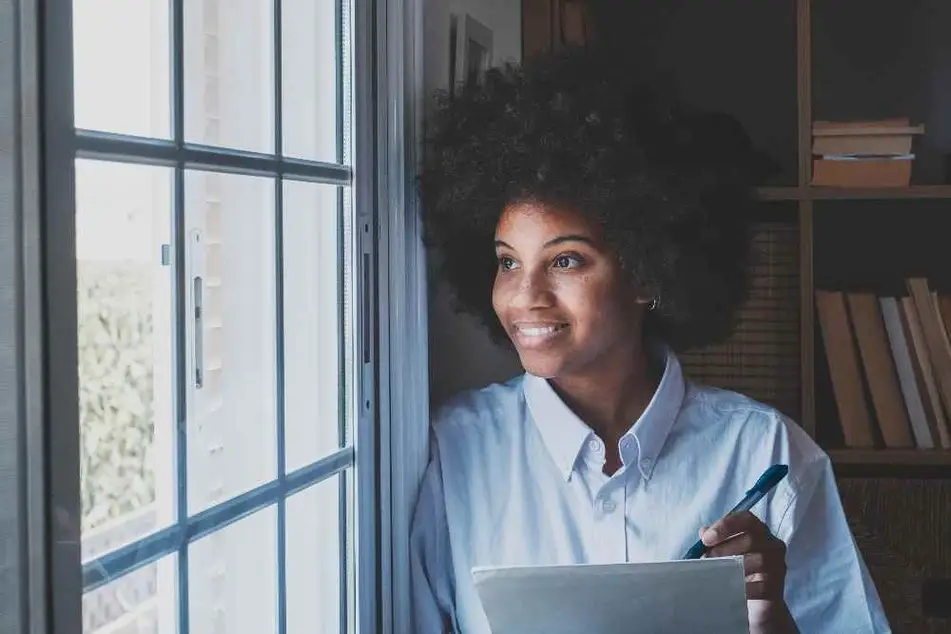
left=511, top=322, right=569, bottom=348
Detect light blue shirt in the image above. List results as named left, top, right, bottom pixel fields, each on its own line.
left=410, top=348, right=891, bottom=633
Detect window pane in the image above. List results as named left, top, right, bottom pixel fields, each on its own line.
left=283, top=181, right=341, bottom=470
left=338, top=187, right=355, bottom=449
left=286, top=477, right=341, bottom=634
left=76, top=160, right=175, bottom=558
left=184, top=0, right=275, bottom=153
left=282, top=0, right=340, bottom=162
left=189, top=507, right=278, bottom=634
left=82, top=555, right=178, bottom=634
left=185, top=171, right=277, bottom=513
left=73, top=0, right=171, bottom=138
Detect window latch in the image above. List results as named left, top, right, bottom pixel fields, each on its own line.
left=193, top=275, right=204, bottom=389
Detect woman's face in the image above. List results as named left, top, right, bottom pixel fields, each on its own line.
left=492, top=201, right=647, bottom=379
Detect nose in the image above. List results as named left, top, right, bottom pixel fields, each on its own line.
left=508, top=266, right=555, bottom=311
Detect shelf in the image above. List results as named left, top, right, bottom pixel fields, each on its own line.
left=809, top=185, right=951, bottom=200
left=755, top=185, right=951, bottom=202
left=828, top=450, right=951, bottom=478
left=828, top=449, right=951, bottom=466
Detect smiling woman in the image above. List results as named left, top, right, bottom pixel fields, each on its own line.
left=491, top=201, right=648, bottom=381
left=412, top=45, right=891, bottom=634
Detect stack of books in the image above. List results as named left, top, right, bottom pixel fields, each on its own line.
left=816, top=278, right=951, bottom=450
left=812, top=118, right=925, bottom=187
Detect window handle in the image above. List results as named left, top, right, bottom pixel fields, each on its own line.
left=193, top=275, right=204, bottom=389
left=362, top=253, right=371, bottom=364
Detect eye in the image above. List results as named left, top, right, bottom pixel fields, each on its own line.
left=553, top=253, right=584, bottom=269
left=498, top=255, right=518, bottom=271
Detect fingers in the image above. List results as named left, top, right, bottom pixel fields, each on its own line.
left=743, top=551, right=787, bottom=601
left=701, top=511, right=769, bottom=547
left=707, top=531, right=755, bottom=557
left=697, top=512, right=788, bottom=602
left=745, top=578, right=784, bottom=601
left=707, top=528, right=786, bottom=559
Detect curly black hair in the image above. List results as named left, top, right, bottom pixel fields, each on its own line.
left=418, top=46, right=771, bottom=352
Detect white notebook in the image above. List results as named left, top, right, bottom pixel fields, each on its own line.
left=471, top=557, right=748, bottom=634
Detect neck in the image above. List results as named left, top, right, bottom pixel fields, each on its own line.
left=550, top=338, right=662, bottom=447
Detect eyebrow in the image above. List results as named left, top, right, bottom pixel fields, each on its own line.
left=494, top=235, right=596, bottom=250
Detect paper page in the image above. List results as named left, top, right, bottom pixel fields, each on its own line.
left=471, top=557, right=747, bottom=634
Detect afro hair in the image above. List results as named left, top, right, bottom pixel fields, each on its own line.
left=417, top=46, right=772, bottom=352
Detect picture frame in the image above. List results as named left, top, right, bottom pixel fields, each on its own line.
left=449, top=13, right=494, bottom=93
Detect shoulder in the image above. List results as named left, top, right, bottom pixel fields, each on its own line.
left=430, top=374, right=528, bottom=447
left=679, top=380, right=830, bottom=487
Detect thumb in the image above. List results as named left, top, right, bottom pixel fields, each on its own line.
left=698, top=525, right=709, bottom=538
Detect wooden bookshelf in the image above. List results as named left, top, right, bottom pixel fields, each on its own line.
left=523, top=0, right=951, bottom=624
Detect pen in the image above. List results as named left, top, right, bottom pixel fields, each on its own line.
left=682, top=464, right=789, bottom=560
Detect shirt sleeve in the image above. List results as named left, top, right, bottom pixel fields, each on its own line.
left=410, top=441, right=457, bottom=634
left=779, top=452, right=892, bottom=634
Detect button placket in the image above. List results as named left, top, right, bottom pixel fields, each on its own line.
left=591, top=483, right=627, bottom=563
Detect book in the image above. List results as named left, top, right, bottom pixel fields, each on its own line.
left=817, top=283, right=951, bottom=450
left=811, top=119, right=924, bottom=187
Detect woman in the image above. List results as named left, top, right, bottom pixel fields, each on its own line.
left=411, top=48, right=889, bottom=634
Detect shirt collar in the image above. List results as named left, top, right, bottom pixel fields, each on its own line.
left=523, top=345, right=686, bottom=481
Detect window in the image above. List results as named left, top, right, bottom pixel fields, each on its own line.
left=65, top=0, right=373, bottom=632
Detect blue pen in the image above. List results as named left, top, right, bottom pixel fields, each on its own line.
left=682, top=464, right=789, bottom=560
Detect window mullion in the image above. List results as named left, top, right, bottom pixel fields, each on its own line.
left=274, top=1, right=288, bottom=632
left=172, top=0, right=190, bottom=632
left=72, top=129, right=353, bottom=183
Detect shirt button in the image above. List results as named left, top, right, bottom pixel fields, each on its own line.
left=620, top=437, right=634, bottom=451
left=640, top=457, right=653, bottom=471
left=601, top=500, right=617, bottom=513
left=588, top=437, right=603, bottom=453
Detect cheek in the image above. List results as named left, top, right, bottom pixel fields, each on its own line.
left=491, top=273, right=507, bottom=316
left=560, top=272, right=605, bottom=307
left=558, top=275, right=627, bottom=332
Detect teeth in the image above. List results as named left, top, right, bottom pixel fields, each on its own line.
left=517, top=325, right=563, bottom=336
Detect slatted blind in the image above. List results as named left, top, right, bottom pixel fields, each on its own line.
left=679, top=222, right=801, bottom=421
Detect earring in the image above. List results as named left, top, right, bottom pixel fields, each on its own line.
left=647, top=297, right=659, bottom=312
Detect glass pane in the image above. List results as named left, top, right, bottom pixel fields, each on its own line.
left=82, top=555, right=178, bottom=634
left=340, top=187, right=355, bottom=448
left=73, top=0, right=171, bottom=138
left=76, top=160, right=175, bottom=558
left=189, top=507, right=278, bottom=634
left=282, top=0, right=340, bottom=162
left=185, top=171, right=277, bottom=513
left=286, top=477, right=341, bottom=634
left=283, top=182, right=341, bottom=471
left=184, top=0, right=275, bottom=153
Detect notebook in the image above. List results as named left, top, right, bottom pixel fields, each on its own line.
left=471, top=557, right=748, bottom=634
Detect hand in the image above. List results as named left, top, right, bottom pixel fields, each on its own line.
left=700, top=511, right=799, bottom=634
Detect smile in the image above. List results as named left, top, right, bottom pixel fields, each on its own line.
left=512, top=322, right=569, bottom=346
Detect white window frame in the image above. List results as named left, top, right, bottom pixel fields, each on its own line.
left=2, top=0, right=435, bottom=632
left=374, top=0, right=430, bottom=630
left=2, top=0, right=51, bottom=632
